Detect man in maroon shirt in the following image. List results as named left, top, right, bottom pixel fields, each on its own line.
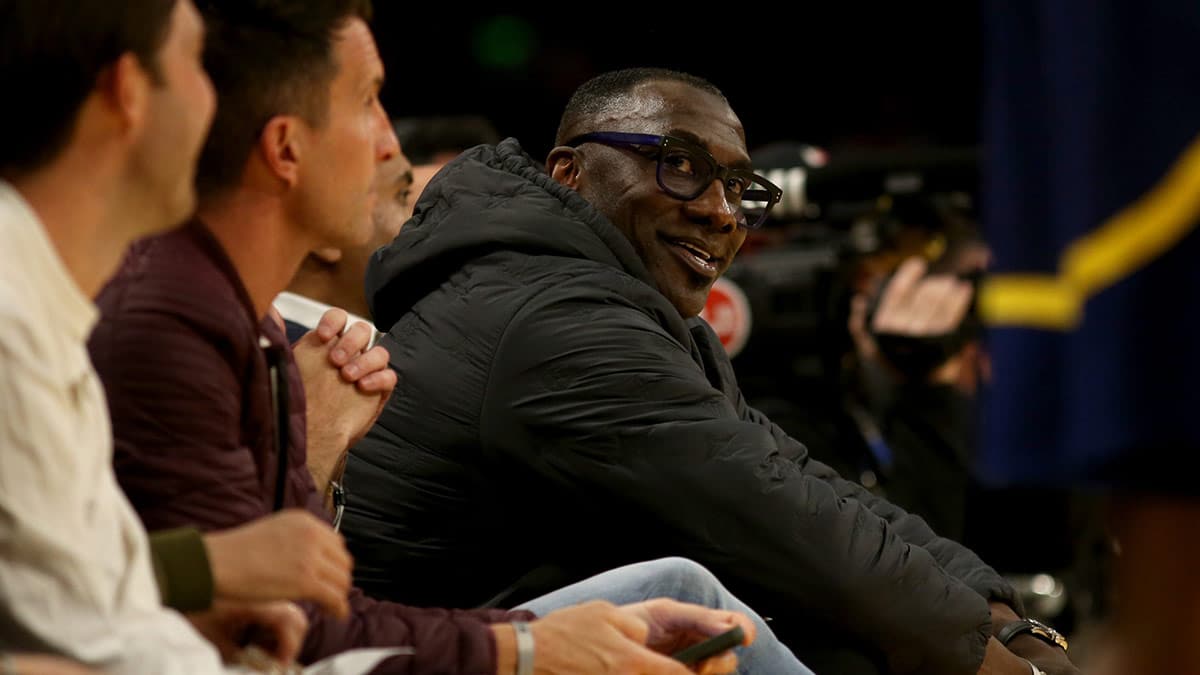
left=87, top=2, right=812, bottom=674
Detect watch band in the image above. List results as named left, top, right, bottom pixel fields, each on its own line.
left=513, top=621, right=534, bottom=675
left=996, top=619, right=1034, bottom=645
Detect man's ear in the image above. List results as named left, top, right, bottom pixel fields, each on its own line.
left=260, top=116, right=302, bottom=188
left=311, top=247, right=343, bottom=264
left=103, top=52, right=152, bottom=137
left=546, top=146, right=582, bottom=190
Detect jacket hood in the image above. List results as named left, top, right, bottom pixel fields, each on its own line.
left=366, top=137, right=655, bottom=330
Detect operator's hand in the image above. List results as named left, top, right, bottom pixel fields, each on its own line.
left=850, top=256, right=984, bottom=388
left=871, top=257, right=972, bottom=338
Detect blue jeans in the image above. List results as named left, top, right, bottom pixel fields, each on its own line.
left=518, top=557, right=813, bottom=675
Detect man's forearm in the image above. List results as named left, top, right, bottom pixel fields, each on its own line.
left=305, top=423, right=350, bottom=503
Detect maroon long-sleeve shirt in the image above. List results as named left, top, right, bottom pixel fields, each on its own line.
left=90, top=221, right=530, bottom=674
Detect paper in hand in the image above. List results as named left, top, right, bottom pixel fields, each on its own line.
left=236, top=645, right=415, bottom=675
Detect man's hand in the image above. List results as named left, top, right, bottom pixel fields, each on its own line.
left=977, top=637, right=1040, bottom=675
left=309, top=309, right=395, bottom=395
left=620, top=597, right=754, bottom=666
left=204, top=509, right=353, bottom=619
left=497, top=600, right=746, bottom=674
left=186, top=599, right=308, bottom=666
left=1007, top=637, right=1080, bottom=675
left=294, top=308, right=395, bottom=497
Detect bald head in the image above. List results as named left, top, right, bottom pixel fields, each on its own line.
left=555, top=67, right=728, bottom=146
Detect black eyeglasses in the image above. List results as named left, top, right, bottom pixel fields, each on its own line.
left=566, top=131, right=783, bottom=229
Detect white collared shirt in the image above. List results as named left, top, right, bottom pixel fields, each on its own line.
left=273, top=291, right=381, bottom=348
left=0, top=181, right=230, bottom=673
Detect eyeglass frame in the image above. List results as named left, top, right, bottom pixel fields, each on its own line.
left=564, top=131, right=783, bottom=229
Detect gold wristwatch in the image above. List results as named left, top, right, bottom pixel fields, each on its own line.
left=996, top=617, right=1069, bottom=652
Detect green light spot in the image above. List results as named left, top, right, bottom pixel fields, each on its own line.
left=473, top=16, right=537, bottom=70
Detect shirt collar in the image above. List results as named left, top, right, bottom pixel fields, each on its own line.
left=0, top=180, right=99, bottom=343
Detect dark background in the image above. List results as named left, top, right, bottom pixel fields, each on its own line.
left=371, top=6, right=984, bottom=161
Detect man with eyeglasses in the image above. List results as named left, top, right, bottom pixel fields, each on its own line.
left=343, top=67, right=1076, bottom=675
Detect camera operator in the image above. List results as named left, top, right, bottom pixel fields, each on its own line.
left=849, top=217, right=989, bottom=542
left=730, top=147, right=993, bottom=542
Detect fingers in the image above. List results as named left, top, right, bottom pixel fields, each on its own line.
left=315, top=308, right=349, bottom=342
left=280, top=510, right=353, bottom=568
left=606, top=602, right=652, bottom=645
left=534, top=601, right=707, bottom=675
left=277, top=602, right=309, bottom=664
left=703, top=611, right=756, bottom=647
left=873, top=256, right=972, bottom=336
left=931, top=280, right=973, bottom=333
left=255, top=601, right=309, bottom=664
left=696, top=651, right=740, bottom=675
left=328, top=321, right=374, bottom=367
left=632, top=598, right=749, bottom=642
left=356, top=365, right=397, bottom=396
left=275, top=511, right=353, bottom=618
left=298, top=513, right=354, bottom=616
left=342, top=345, right=391, bottom=385
left=628, top=646, right=696, bottom=675
left=309, top=554, right=353, bottom=620
left=879, top=257, right=927, bottom=309
left=902, top=276, right=957, bottom=332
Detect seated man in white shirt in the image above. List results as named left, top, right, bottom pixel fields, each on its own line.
left=0, top=1, right=314, bottom=672
left=275, top=149, right=414, bottom=344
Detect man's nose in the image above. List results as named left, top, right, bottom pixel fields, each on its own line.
left=375, top=101, right=400, bottom=162
left=684, top=180, right=740, bottom=234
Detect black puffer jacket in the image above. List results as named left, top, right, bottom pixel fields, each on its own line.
left=344, top=139, right=1016, bottom=674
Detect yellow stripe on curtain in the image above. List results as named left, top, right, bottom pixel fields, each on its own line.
left=981, top=133, right=1200, bottom=330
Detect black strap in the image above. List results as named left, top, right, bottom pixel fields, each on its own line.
left=264, top=344, right=290, bottom=511
left=996, top=619, right=1035, bottom=646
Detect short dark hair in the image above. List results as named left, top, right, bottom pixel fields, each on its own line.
left=555, top=67, right=727, bottom=146
left=194, top=0, right=373, bottom=198
left=391, top=115, right=501, bottom=165
left=0, top=0, right=177, bottom=176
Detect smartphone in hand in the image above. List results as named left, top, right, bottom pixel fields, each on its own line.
left=671, top=625, right=745, bottom=665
